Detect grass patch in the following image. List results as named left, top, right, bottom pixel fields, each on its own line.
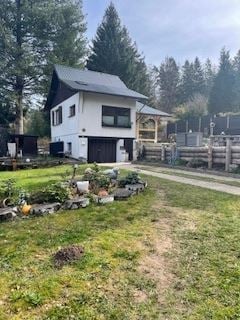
left=0, top=165, right=240, bottom=319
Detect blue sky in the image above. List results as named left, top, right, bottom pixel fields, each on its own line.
left=83, top=0, right=240, bottom=66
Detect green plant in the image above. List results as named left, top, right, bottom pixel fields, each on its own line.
left=0, top=179, right=17, bottom=199
left=83, top=164, right=111, bottom=194
left=118, top=172, right=141, bottom=187
left=30, top=182, right=71, bottom=204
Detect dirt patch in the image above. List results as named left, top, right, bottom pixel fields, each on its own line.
left=133, top=289, right=148, bottom=303
left=53, top=245, right=84, bottom=268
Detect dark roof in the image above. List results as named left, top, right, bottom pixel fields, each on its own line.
left=136, top=102, right=172, bottom=117
left=54, top=64, right=148, bottom=100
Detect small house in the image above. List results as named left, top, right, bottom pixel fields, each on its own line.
left=45, top=65, right=147, bottom=162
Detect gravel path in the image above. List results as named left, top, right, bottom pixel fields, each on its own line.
left=104, top=163, right=240, bottom=196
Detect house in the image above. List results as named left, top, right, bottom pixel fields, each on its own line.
left=45, top=65, right=147, bottom=163
left=136, top=102, right=172, bottom=143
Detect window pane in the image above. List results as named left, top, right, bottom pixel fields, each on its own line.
left=102, top=115, right=114, bottom=126
left=117, top=115, right=130, bottom=127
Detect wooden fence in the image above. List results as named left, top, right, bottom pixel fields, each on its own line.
left=143, top=139, right=240, bottom=172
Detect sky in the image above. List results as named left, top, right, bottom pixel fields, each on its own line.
left=83, top=0, right=240, bottom=67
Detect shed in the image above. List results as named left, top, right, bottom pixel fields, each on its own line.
left=9, top=134, right=38, bottom=157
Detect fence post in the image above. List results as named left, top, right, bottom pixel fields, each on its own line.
left=225, top=138, right=232, bottom=172
left=208, top=136, right=213, bottom=169
left=161, top=145, right=166, bottom=162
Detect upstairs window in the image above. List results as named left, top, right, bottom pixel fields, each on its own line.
left=102, top=106, right=131, bottom=128
left=52, top=106, right=62, bottom=126
left=69, top=104, right=76, bottom=117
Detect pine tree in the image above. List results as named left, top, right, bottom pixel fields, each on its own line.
left=208, top=48, right=235, bottom=114
left=179, top=60, right=195, bottom=103
left=0, top=0, right=87, bottom=134
left=204, top=58, right=215, bottom=98
left=147, top=66, right=160, bottom=108
left=193, top=57, right=205, bottom=94
left=232, top=50, right=240, bottom=111
left=86, top=2, right=150, bottom=96
left=158, top=57, right=179, bottom=112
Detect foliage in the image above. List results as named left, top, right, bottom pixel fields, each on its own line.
left=158, top=57, right=180, bottom=112
left=178, top=60, right=195, bottom=103
left=208, top=48, right=235, bottom=114
left=118, top=172, right=141, bottom=187
left=83, top=164, right=111, bottom=193
left=0, top=0, right=87, bottom=133
left=174, top=93, right=208, bottom=120
left=0, top=179, right=17, bottom=199
left=25, top=108, right=50, bottom=137
left=86, top=2, right=151, bottom=97
left=30, top=182, right=71, bottom=204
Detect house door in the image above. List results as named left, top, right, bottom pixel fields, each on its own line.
left=88, top=138, right=116, bottom=163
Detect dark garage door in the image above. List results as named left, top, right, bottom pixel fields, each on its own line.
left=88, top=139, right=116, bottom=163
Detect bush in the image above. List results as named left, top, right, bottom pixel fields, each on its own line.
left=118, top=172, right=141, bottom=187
left=30, top=182, right=71, bottom=204
left=83, top=164, right=111, bottom=194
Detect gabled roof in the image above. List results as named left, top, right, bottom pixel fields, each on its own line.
left=136, top=102, right=172, bottom=117
left=53, top=64, right=147, bottom=100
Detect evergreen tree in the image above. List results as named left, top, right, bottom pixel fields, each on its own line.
left=86, top=2, right=150, bottom=96
left=208, top=48, right=235, bottom=114
left=193, top=57, right=205, bottom=94
left=26, top=109, right=50, bottom=137
left=232, top=50, right=240, bottom=111
left=147, top=66, right=160, bottom=108
left=179, top=60, right=195, bottom=103
left=204, top=58, right=215, bottom=98
left=158, top=57, right=179, bottom=112
left=0, top=0, right=87, bottom=134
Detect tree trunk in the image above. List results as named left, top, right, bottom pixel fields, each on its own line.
left=15, top=0, right=24, bottom=134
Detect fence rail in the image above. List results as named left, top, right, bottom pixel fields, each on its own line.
left=143, top=140, right=240, bottom=172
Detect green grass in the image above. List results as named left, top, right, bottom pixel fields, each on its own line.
left=0, top=165, right=240, bottom=319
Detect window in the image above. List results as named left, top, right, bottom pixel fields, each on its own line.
left=51, top=111, right=55, bottom=126
left=102, top=106, right=131, bottom=128
left=69, top=104, right=76, bottom=117
left=67, top=142, right=72, bottom=155
left=52, top=106, right=62, bottom=126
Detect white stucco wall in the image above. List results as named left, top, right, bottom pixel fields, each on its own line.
left=50, top=91, right=137, bottom=160
left=51, top=93, right=81, bottom=159
left=79, top=92, right=136, bottom=139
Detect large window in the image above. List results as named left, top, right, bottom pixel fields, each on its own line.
left=102, top=106, right=131, bottom=128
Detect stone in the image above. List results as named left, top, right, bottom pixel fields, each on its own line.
left=30, top=203, right=61, bottom=216
left=125, top=183, right=145, bottom=193
left=63, top=197, right=90, bottom=210
left=113, top=188, right=133, bottom=200
left=0, top=208, right=17, bottom=222
left=97, top=195, right=114, bottom=204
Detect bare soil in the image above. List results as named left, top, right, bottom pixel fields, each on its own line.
left=53, top=245, right=84, bottom=268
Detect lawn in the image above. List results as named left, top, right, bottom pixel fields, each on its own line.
left=0, top=165, right=240, bottom=319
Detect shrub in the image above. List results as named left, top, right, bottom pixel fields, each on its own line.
left=118, top=172, right=141, bottom=187
left=83, top=164, right=111, bottom=194
left=30, top=182, right=71, bottom=204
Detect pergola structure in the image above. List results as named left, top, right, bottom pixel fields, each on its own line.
left=136, top=102, right=172, bottom=143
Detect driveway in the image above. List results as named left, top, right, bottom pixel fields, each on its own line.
left=102, top=163, right=240, bottom=196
